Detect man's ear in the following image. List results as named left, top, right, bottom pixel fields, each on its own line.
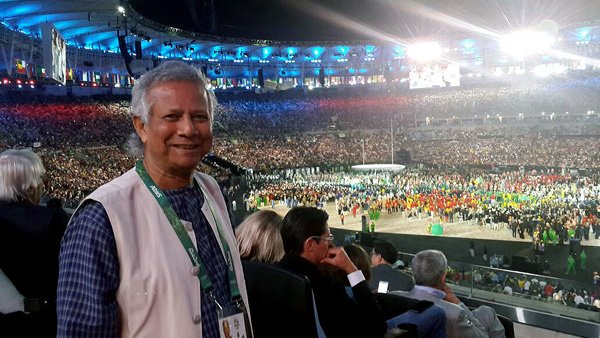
left=303, top=237, right=315, bottom=253
left=132, top=116, right=147, bottom=144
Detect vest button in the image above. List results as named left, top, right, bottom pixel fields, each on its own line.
left=191, top=265, right=200, bottom=276
left=192, top=314, right=201, bottom=324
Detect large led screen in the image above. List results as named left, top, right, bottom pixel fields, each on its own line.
left=42, top=23, right=67, bottom=85
left=409, top=63, right=460, bottom=89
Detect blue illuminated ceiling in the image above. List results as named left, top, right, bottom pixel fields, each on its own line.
left=1, top=0, right=599, bottom=66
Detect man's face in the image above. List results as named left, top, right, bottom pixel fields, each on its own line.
left=303, top=226, right=334, bottom=265
left=314, top=228, right=334, bottom=261
left=370, top=249, right=382, bottom=267
left=134, top=81, right=212, bottom=177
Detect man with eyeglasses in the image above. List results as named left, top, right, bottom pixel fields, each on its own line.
left=280, top=206, right=387, bottom=338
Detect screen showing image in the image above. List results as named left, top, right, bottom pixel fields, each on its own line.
left=42, top=23, right=67, bottom=85
left=409, top=63, right=460, bottom=89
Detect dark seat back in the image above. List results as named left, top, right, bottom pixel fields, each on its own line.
left=379, top=293, right=447, bottom=338
left=242, top=260, right=318, bottom=338
left=497, top=314, right=515, bottom=338
left=376, top=292, right=429, bottom=319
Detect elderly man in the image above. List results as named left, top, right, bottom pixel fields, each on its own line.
left=368, top=239, right=415, bottom=292
left=397, top=250, right=505, bottom=338
left=0, top=149, right=69, bottom=337
left=58, top=61, right=251, bottom=337
left=279, top=206, right=387, bottom=338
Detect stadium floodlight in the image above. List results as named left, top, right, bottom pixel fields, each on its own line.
left=407, top=42, right=441, bottom=62
left=500, top=30, right=554, bottom=58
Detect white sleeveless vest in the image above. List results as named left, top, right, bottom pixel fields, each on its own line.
left=81, top=168, right=251, bottom=337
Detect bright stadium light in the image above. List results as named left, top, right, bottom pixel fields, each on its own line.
left=500, top=31, right=555, bottom=58
left=407, top=42, right=441, bottom=62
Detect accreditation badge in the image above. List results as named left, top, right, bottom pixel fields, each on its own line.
left=217, top=301, right=250, bottom=338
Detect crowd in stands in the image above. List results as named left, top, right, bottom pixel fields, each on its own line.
left=39, top=147, right=228, bottom=208
left=213, top=133, right=394, bottom=170
left=0, top=79, right=598, bottom=209
left=41, top=147, right=135, bottom=205
left=408, top=131, right=600, bottom=168
left=211, top=124, right=600, bottom=170
left=215, top=77, right=600, bottom=133
left=0, top=95, right=131, bottom=149
left=445, top=262, right=600, bottom=312
left=2, top=127, right=594, bottom=209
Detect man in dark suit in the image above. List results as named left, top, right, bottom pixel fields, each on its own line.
left=369, top=239, right=415, bottom=292
left=279, top=206, right=387, bottom=338
left=0, top=149, right=69, bottom=338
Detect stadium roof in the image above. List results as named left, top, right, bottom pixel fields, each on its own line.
left=130, top=0, right=600, bottom=42
left=1, top=0, right=599, bottom=60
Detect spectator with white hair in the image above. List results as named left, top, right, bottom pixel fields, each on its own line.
left=397, top=249, right=505, bottom=338
left=0, top=149, right=69, bottom=337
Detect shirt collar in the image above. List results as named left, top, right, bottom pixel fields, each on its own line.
left=413, top=285, right=446, bottom=299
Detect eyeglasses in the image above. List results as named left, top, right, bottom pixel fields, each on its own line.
left=309, top=235, right=335, bottom=243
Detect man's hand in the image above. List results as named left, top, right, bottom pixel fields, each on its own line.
left=442, top=283, right=461, bottom=304
left=321, top=247, right=358, bottom=274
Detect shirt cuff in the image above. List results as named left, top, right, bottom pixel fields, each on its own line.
left=347, top=270, right=366, bottom=287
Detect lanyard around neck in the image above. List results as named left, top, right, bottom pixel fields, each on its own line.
left=135, top=161, right=240, bottom=299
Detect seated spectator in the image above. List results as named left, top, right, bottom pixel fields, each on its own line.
left=279, top=206, right=387, bottom=338
left=236, top=209, right=284, bottom=263
left=337, top=244, right=447, bottom=337
left=369, top=239, right=415, bottom=292
left=344, top=244, right=372, bottom=282
left=326, top=244, right=373, bottom=289
left=0, top=149, right=69, bottom=337
left=398, top=249, right=505, bottom=338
